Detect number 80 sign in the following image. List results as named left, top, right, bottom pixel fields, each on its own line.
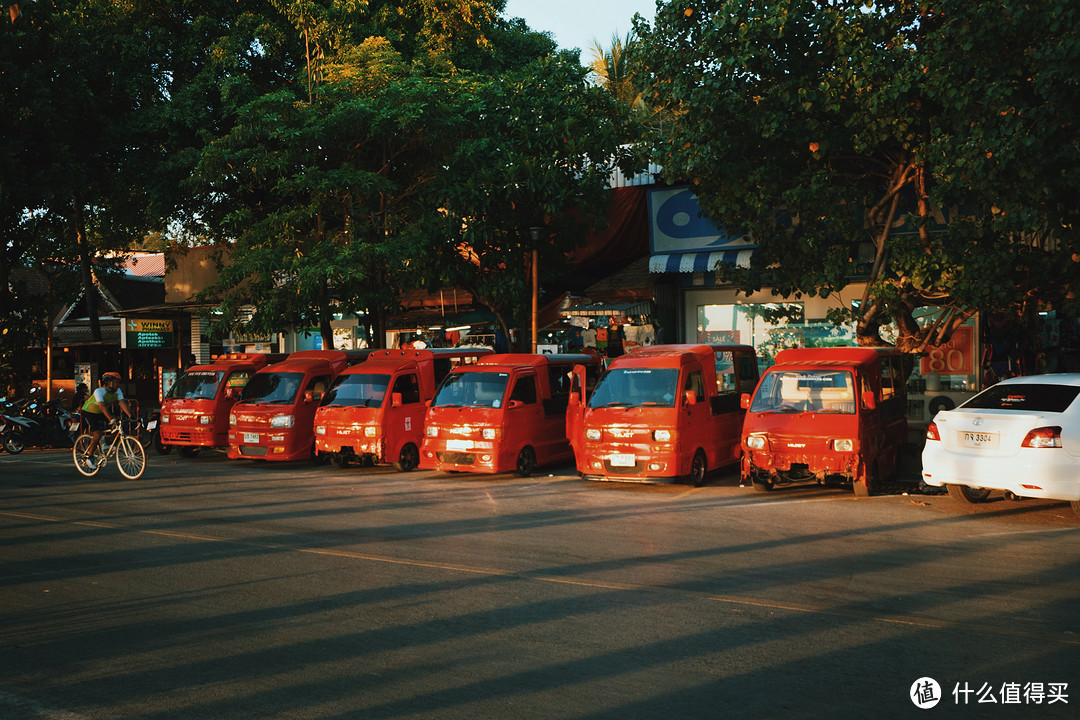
left=920, top=326, right=974, bottom=375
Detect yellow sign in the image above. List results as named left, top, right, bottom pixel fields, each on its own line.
left=127, top=319, right=175, bottom=333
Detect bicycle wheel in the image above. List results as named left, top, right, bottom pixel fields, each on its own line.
left=73, top=434, right=102, bottom=477
left=116, top=435, right=147, bottom=480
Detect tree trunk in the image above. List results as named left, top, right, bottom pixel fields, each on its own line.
left=73, top=197, right=102, bottom=342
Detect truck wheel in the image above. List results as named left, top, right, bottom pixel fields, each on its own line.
left=853, top=463, right=877, bottom=497
left=752, top=477, right=774, bottom=493
left=394, top=443, right=419, bottom=472
left=153, top=433, right=172, bottom=455
left=515, top=446, right=537, bottom=477
left=180, top=446, right=201, bottom=458
left=947, top=483, right=991, bottom=503
left=686, top=450, right=707, bottom=487
left=1071, top=501, right=1080, bottom=519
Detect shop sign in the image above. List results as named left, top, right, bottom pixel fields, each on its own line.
left=920, top=326, right=975, bottom=376
left=123, top=318, right=176, bottom=349
left=648, top=186, right=754, bottom=254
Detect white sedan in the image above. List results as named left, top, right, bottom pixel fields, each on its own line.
left=921, top=373, right=1080, bottom=518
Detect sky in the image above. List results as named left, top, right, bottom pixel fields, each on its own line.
left=502, top=0, right=658, bottom=61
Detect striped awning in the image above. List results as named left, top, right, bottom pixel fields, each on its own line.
left=649, top=249, right=753, bottom=274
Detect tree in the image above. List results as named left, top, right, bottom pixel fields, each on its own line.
left=429, top=55, right=637, bottom=347
left=633, top=0, right=1080, bottom=353
left=189, top=1, right=625, bottom=351
left=0, top=0, right=298, bottom=390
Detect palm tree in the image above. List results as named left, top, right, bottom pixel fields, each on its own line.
left=587, top=32, right=646, bottom=112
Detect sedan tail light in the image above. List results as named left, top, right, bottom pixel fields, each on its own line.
left=1021, top=426, right=1062, bottom=448
left=925, top=422, right=940, bottom=441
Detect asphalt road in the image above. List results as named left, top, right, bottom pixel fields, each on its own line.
left=1, top=447, right=1079, bottom=719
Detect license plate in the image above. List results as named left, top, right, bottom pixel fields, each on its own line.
left=146, top=420, right=158, bottom=432
left=609, top=453, right=636, bottom=467
left=446, top=439, right=474, bottom=452
left=243, top=432, right=260, bottom=444
left=68, top=421, right=81, bottom=432
left=961, top=431, right=999, bottom=449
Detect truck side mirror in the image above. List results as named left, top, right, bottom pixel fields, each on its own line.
left=391, top=392, right=402, bottom=408
left=740, top=393, right=751, bottom=409
left=684, top=390, right=697, bottom=406
left=861, top=390, right=877, bottom=410
left=304, top=390, right=314, bottom=403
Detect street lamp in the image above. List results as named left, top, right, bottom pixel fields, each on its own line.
left=529, top=226, right=542, bottom=354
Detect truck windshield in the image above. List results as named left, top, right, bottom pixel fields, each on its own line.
left=750, top=370, right=856, bottom=414
left=431, top=372, right=509, bottom=408
left=166, top=371, right=224, bottom=400
left=241, top=372, right=304, bottom=404
left=320, top=373, right=390, bottom=408
left=588, top=368, right=679, bottom=408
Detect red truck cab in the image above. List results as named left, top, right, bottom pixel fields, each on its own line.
left=740, top=347, right=909, bottom=496
left=158, top=353, right=279, bottom=456
left=420, top=353, right=601, bottom=476
left=314, top=348, right=490, bottom=471
left=568, top=344, right=759, bottom=485
left=227, top=350, right=350, bottom=462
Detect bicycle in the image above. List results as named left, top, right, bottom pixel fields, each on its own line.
left=72, top=418, right=147, bottom=480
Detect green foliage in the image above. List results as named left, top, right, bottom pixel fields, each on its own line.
left=633, top=0, right=1080, bottom=351
left=430, top=56, right=637, bottom=339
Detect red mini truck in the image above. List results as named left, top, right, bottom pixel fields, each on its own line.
left=567, top=344, right=759, bottom=485
left=227, top=350, right=351, bottom=462
left=419, top=353, right=601, bottom=476
left=740, top=347, right=909, bottom=496
left=158, top=353, right=278, bottom=456
left=314, top=348, right=490, bottom=471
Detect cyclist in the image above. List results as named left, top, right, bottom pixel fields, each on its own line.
left=81, top=371, right=132, bottom=469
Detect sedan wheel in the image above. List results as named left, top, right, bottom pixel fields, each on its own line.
left=947, top=483, right=992, bottom=503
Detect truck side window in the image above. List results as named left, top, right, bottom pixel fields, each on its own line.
left=392, top=373, right=421, bottom=405
left=308, top=375, right=331, bottom=401
left=880, top=359, right=895, bottom=399
left=510, top=376, right=537, bottom=405
left=684, top=369, right=705, bottom=403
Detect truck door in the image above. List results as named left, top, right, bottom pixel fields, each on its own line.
left=388, top=371, right=423, bottom=458
left=682, top=365, right=713, bottom=472
left=566, top=364, right=589, bottom=448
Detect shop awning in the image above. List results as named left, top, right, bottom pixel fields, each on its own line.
left=561, top=300, right=654, bottom=318
left=649, top=249, right=753, bottom=274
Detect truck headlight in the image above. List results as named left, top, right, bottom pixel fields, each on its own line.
left=364, top=426, right=378, bottom=437
left=482, top=427, right=500, bottom=440
left=585, top=428, right=601, bottom=441
left=270, top=414, right=294, bottom=428
left=831, top=439, right=854, bottom=452
left=653, top=429, right=672, bottom=442
left=229, top=414, right=236, bottom=426
left=200, top=414, right=213, bottom=425
left=161, top=414, right=170, bottom=424
left=746, top=435, right=768, bottom=450
left=425, top=426, right=438, bottom=437
left=315, top=425, right=326, bottom=435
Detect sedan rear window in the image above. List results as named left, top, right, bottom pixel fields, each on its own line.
left=962, top=383, right=1080, bottom=413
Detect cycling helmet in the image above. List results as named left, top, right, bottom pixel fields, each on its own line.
left=102, top=371, right=122, bottom=382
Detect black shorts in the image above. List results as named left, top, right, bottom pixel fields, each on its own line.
left=84, top=413, right=107, bottom=432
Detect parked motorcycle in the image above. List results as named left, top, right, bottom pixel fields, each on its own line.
left=1, top=389, right=80, bottom=453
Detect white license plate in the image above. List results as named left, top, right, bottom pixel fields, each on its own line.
left=446, top=439, right=474, bottom=452
left=146, top=420, right=158, bottom=432
left=243, top=432, right=260, bottom=444
left=961, top=431, right=999, bottom=449
left=609, top=453, right=636, bottom=467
